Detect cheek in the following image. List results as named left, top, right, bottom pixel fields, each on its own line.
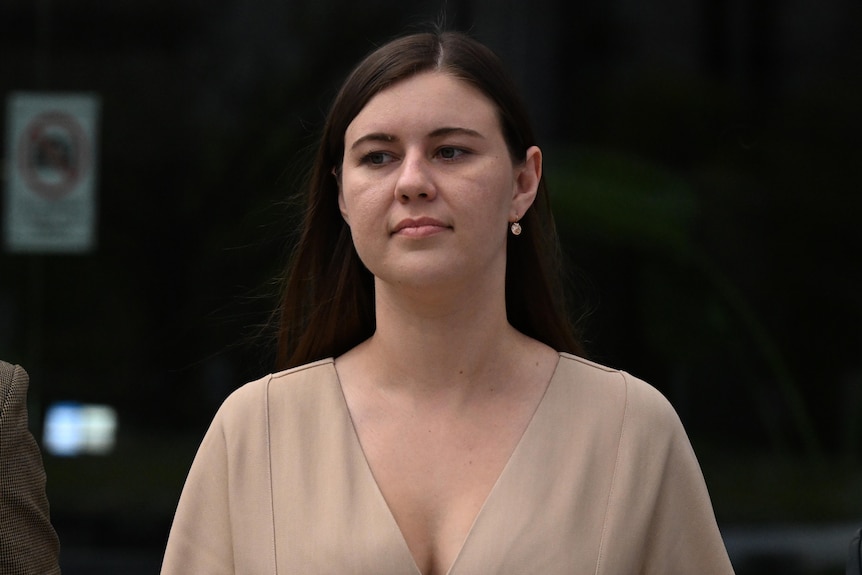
left=466, top=170, right=515, bottom=217
left=339, top=178, right=365, bottom=224
left=341, top=186, right=380, bottom=227
left=340, top=190, right=384, bottom=256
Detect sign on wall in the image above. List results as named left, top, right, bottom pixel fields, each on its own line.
left=4, top=93, right=100, bottom=253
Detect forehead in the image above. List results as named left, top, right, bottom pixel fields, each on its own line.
left=345, top=72, right=501, bottom=141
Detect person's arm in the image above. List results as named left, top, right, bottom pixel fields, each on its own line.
left=597, top=373, right=735, bottom=575
left=0, top=361, right=61, bottom=575
left=160, top=407, right=236, bottom=575
left=161, top=375, right=278, bottom=575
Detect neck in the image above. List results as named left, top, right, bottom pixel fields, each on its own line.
left=358, top=277, right=523, bottom=397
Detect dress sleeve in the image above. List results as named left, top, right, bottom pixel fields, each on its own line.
left=597, top=373, right=735, bottom=575
left=160, top=405, right=235, bottom=574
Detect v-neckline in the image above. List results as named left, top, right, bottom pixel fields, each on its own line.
left=331, top=353, right=562, bottom=575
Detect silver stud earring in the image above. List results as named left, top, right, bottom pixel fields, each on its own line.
left=510, top=221, right=522, bottom=236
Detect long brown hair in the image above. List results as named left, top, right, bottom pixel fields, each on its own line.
left=275, top=30, right=584, bottom=370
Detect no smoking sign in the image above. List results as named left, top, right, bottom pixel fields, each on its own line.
left=19, top=110, right=90, bottom=201
left=4, top=93, right=100, bottom=253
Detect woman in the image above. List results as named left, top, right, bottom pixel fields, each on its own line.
left=161, top=31, right=735, bottom=574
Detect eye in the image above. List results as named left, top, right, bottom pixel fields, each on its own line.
left=360, top=151, right=395, bottom=166
left=436, top=146, right=466, bottom=160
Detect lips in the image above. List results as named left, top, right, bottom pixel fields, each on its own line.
left=391, top=217, right=450, bottom=236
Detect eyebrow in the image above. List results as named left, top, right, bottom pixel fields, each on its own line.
left=429, top=126, right=484, bottom=140
left=348, top=126, right=485, bottom=151
left=349, top=132, right=396, bottom=151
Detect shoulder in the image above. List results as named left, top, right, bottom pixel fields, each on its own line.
left=0, top=360, right=14, bottom=388
left=0, top=361, right=25, bottom=401
left=0, top=361, right=28, bottom=424
left=227, top=357, right=336, bottom=403
left=555, top=353, right=682, bottom=438
left=213, top=358, right=338, bottom=429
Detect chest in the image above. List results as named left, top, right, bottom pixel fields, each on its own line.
left=262, top=390, right=622, bottom=575
left=352, top=403, right=536, bottom=575
left=257, top=362, right=629, bottom=574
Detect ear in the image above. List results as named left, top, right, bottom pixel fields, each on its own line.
left=334, top=167, right=350, bottom=225
left=510, top=145, right=542, bottom=221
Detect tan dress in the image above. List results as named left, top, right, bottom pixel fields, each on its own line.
left=161, top=353, right=735, bottom=574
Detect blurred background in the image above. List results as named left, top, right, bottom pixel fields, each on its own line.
left=1, top=0, right=860, bottom=573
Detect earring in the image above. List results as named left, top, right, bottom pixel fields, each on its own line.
left=510, top=221, right=522, bottom=236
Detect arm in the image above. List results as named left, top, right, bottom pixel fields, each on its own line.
left=597, top=373, right=735, bottom=575
left=160, top=376, right=277, bottom=575
left=0, top=361, right=61, bottom=575
left=160, top=408, right=235, bottom=575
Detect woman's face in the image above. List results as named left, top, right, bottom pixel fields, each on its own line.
left=338, top=71, right=540, bottom=293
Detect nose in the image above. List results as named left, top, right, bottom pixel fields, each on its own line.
left=394, top=152, right=436, bottom=203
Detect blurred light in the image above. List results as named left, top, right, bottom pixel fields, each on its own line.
left=43, top=402, right=118, bottom=457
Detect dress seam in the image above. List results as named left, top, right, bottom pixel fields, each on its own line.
left=269, top=358, right=335, bottom=381
left=593, top=370, right=629, bottom=575
left=264, top=375, right=278, bottom=573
